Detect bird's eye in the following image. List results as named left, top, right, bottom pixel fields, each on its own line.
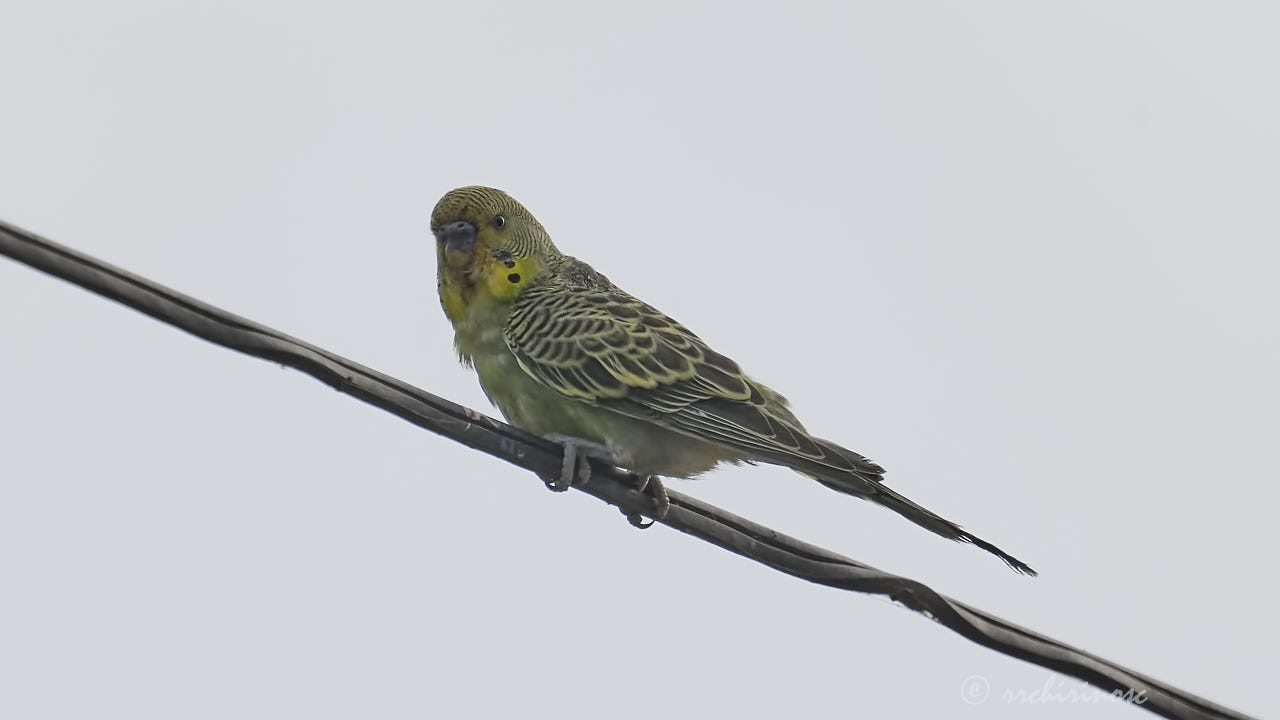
left=494, top=214, right=506, bottom=229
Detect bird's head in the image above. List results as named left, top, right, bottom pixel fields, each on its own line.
left=431, top=186, right=556, bottom=323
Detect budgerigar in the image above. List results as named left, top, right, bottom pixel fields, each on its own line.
left=431, top=185, right=1035, bottom=575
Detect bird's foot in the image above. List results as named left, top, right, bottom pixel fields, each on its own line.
left=536, top=436, right=668, bottom=529
left=623, top=475, right=670, bottom=529
left=540, top=435, right=622, bottom=492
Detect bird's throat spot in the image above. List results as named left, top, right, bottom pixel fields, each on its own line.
left=481, top=254, right=538, bottom=299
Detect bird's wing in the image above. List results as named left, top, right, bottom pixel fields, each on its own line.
left=504, top=282, right=883, bottom=480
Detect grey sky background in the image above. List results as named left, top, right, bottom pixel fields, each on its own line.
left=2, top=2, right=1276, bottom=718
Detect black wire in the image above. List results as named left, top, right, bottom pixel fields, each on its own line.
left=0, top=218, right=1256, bottom=720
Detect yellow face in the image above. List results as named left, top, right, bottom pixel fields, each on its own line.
left=431, top=187, right=547, bottom=325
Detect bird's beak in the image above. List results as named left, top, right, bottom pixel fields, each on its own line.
left=436, top=220, right=476, bottom=268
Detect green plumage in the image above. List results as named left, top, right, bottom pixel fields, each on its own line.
left=432, top=186, right=1036, bottom=575
left=504, top=265, right=885, bottom=481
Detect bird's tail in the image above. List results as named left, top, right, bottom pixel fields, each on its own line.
left=809, top=438, right=1038, bottom=576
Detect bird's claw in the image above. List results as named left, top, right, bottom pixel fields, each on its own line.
left=623, top=475, right=670, bottom=529
left=541, top=438, right=591, bottom=492
left=538, top=437, right=667, bottom=529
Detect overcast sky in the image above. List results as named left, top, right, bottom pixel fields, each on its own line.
left=2, top=2, right=1276, bottom=719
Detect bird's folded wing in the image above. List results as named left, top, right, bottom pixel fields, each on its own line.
left=504, top=282, right=881, bottom=478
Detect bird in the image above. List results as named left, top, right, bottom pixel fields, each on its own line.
left=431, top=185, right=1036, bottom=575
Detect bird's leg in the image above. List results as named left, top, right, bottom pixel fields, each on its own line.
left=539, top=436, right=669, bottom=528
left=624, top=475, right=671, bottom=529
left=539, top=435, right=613, bottom=492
